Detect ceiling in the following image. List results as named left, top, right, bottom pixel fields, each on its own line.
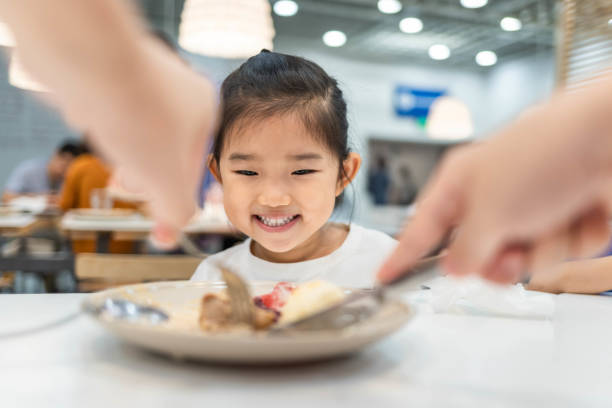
left=136, top=0, right=557, bottom=68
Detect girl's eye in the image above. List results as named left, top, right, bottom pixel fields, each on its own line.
left=234, top=170, right=258, bottom=176
left=292, top=169, right=317, bottom=176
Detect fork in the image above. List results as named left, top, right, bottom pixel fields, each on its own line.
left=271, top=254, right=442, bottom=332
left=218, top=265, right=255, bottom=327
left=177, top=236, right=255, bottom=327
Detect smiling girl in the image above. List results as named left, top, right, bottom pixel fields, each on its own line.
left=191, top=50, right=397, bottom=287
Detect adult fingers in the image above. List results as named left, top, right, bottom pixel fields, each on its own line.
left=377, top=148, right=473, bottom=283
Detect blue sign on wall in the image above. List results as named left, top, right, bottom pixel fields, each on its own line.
left=393, top=86, right=446, bottom=121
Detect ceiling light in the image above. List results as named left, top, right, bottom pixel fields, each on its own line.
left=323, top=30, right=346, bottom=47
left=273, top=0, right=298, bottom=17
left=460, top=0, right=488, bottom=9
left=399, top=17, right=423, bottom=34
left=475, top=50, right=497, bottom=66
left=179, top=0, right=275, bottom=58
left=428, top=44, right=450, bottom=60
left=377, top=0, right=402, bottom=14
left=500, top=17, right=522, bottom=31
left=0, top=22, right=15, bottom=47
left=608, top=18, right=612, bottom=26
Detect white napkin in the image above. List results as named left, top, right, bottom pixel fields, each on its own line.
left=407, top=275, right=555, bottom=319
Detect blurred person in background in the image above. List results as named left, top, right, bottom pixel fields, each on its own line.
left=59, top=140, right=138, bottom=253
left=59, top=141, right=112, bottom=212
left=367, top=157, right=390, bottom=205
left=2, top=139, right=81, bottom=204
left=391, top=165, right=418, bottom=206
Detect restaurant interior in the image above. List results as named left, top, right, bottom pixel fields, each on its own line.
left=2, top=1, right=612, bottom=406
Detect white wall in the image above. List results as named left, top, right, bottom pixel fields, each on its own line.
left=482, top=51, right=556, bottom=134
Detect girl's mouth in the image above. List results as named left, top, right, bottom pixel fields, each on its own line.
left=254, top=214, right=300, bottom=232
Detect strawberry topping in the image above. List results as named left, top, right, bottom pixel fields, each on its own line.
left=253, top=282, right=295, bottom=312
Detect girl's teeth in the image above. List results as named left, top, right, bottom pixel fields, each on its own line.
left=258, top=215, right=295, bottom=227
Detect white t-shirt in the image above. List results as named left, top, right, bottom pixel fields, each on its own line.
left=190, top=224, right=397, bottom=288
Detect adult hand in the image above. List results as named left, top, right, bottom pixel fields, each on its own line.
left=378, top=82, right=612, bottom=284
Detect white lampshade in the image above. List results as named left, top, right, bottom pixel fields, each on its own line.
left=425, top=96, right=473, bottom=140
left=0, top=21, right=16, bottom=47
left=9, top=53, right=49, bottom=92
left=179, top=0, right=275, bottom=58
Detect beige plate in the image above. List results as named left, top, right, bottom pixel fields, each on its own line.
left=83, top=280, right=413, bottom=365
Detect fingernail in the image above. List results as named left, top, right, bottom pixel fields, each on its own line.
left=496, top=254, right=524, bottom=283
left=376, top=262, right=395, bottom=284
left=443, top=255, right=466, bottom=276
left=150, top=224, right=179, bottom=250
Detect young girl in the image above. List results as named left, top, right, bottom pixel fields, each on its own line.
left=190, top=50, right=397, bottom=288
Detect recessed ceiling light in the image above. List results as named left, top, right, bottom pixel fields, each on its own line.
left=377, top=0, right=402, bottom=14
left=500, top=16, right=522, bottom=31
left=429, top=44, right=450, bottom=60
left=460, top=0, right=488, bottom=9
left=323, top=30, right=347, bottom=47
left=475, top=50, right=497, bottom=66
left=273, top=0, right=299, bottom=17
left=399, top=17, right=423, bottom=34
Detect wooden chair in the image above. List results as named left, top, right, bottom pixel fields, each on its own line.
left=75, top=253, right=204, bottom=292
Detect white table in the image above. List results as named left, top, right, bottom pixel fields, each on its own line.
left=1, top=293, right=612, bottom=407
left=0, top=214, right=36, bottom=234
left=61, top=214, right=237, bottom=235
left=61, top=214, right=239, bottom=252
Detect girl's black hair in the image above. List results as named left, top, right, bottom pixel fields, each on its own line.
left=212, top=50, right=352, bottom=208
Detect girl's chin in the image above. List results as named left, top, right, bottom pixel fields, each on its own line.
left=255, top=240, right=299, bottom=254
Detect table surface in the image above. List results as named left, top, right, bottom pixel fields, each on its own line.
left=60, top=214, right=237, bottom=235
left=0, top=214, right=36, bottom=229
left=1, top=293, right=611, bottom=408
left=60, top=213, right=154, bottom=232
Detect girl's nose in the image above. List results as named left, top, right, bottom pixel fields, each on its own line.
left=257, top=183, right=291, bottom=207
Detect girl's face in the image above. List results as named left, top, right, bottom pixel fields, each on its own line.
left=210, top=114, right=360, bottom=257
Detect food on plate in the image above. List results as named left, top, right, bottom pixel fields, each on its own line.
left=198, top=291, right=278, bottom=331
left=198, top=280, right=346, bottom=332
left=253, top=282, right=295, bottom=312
left=278, top=280, right=346, bottom=325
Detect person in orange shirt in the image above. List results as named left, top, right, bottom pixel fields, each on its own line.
left=59, top=147, right=110, bottom=211
left=60, top=142, right=138, bottom=253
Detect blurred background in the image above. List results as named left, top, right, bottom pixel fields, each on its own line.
left=0, top=0, right=559, bottom=227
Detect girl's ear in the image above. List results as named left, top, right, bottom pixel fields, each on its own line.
left=207, top=154, right=222, bottom=184
left=336, top=152, right=361, bottom=196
